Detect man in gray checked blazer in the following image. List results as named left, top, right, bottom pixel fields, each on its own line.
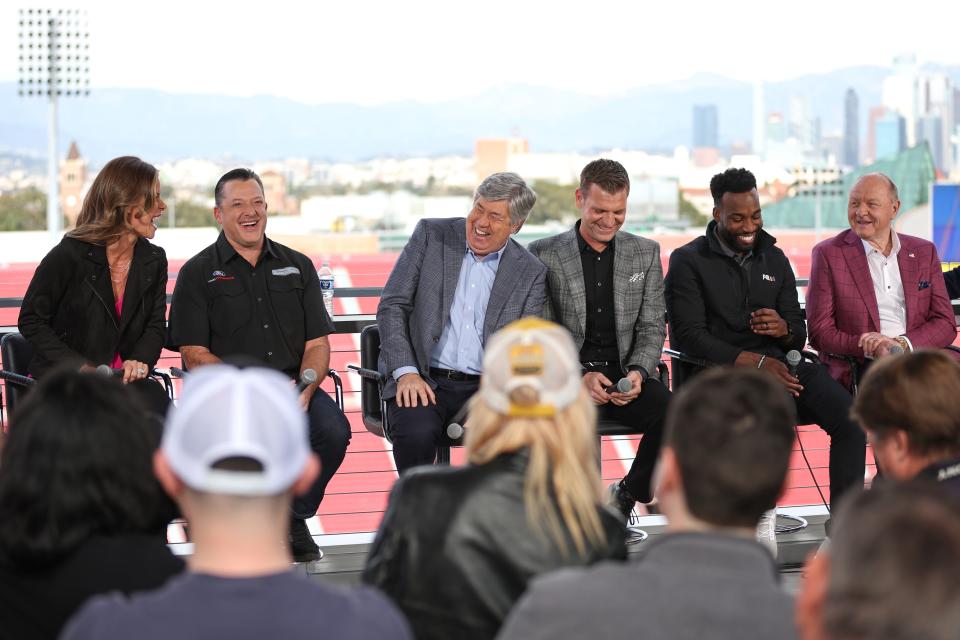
left=377, top=172, right=547, bottom=473
left=528, top=159, right=669, bottom=519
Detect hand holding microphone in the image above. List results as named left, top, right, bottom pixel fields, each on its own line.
left=297, top=368, right=318, bottom=392
left=604, top=378, right=633, bottom=394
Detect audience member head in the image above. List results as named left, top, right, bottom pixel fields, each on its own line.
left=846, top=172, right=900, bottom=248
left=797, top=482, right=960, bottom=640
left=467, top=172, right=536, bottom=257
left=466, top=318, right=603, bottom=556
left=576, top=159, right=630, bottom=250
left=154, top=365, right=319, bottom=523
left=0, top=369, right=171, bottom=568
left=658, top=367, right=796, bottom=530
left=710, top=167, right=762, bottom=253
left=68, top=155, right=164, bottom=245
left=851, top=350, right=960, bottom=481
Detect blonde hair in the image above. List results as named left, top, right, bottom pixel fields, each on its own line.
left=465, top=387, right=606, bottom=557
left=67, top=156, right=158, bottom=246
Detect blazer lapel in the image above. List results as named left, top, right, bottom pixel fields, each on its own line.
left=442, top=220, right=466, bottom=327
left=841, top=233, right=881, bottom=331
left=84, top=246, right=120, bottom=329
left=897, top=243, right=920, bottom=327
left=611, top=233, right=633, bottom=340
left=483, top=241, right=518, bottom=340
left=558, top=230, right=586, bottom=336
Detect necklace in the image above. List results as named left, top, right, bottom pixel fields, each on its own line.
left=109, top=259, right=131, bottom=284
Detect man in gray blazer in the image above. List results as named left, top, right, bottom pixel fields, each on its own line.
left=377, top=172, right=547, bottom=472
left=499, top=369, right=799, bottom=640
left=528, top=159, right=669, bottom=518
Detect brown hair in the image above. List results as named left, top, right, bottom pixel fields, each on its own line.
left=665, top=368, right=796, bottom=528
left=579, top=158, right=630, bottom=196
left=824, top=482, right=960, bottom=640
left=67, top=156, right=158, bottom=245
left=851, top=350, right=960, bottom=457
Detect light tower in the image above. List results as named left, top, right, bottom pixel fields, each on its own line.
left=17, top=8, right=90, bottom=242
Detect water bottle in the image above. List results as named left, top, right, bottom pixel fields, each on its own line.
left=317, top=261, right=335, bottom=318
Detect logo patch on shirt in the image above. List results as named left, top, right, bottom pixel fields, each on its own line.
left=207, top=270, right=235, bottom=283
left=272, top=267, right=300, bottom=277
left=762, top=273, right=776, bottom=282
left=629, top=272, right=645, bottom=283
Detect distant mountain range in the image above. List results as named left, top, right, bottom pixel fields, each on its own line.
left=2, top=64, right=958, bottom=164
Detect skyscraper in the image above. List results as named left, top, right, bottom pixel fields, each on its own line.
left=753, top=81, right=766, bottom=157
left=693, top=104, right=718, bottom=148
left=875, top=111, right=906, bottom=160
left=844, top=88, right=859, bottom=168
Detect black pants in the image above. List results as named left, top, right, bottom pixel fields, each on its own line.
left=128, top=377, right=171, bottom=418
left=291, top=390, right=352, bottom=519
left=594, top=367, right=670, bottom=504
left=795, top=361, right=866, bottom=510
left=387, top=377, right=478, bottom=474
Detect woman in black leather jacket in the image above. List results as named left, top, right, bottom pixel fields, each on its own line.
left=18, top=156, right=169, bottom=415
left=363, top=318, right=627, bottom=640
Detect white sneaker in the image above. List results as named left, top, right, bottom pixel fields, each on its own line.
left=756, top=508, right=778, bottom=558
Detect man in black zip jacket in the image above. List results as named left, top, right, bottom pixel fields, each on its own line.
left=664, top=168, right=865, bottom=509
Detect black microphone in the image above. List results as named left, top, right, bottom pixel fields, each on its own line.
left=605, top=378, right=632, bottom=394
left=297, top=368, right=318, bottom=392
left=446, top=405, right=469, bottom=440
left=785, top=350, right=802, bottom=377
left=96, top=364, right=123, bottom=378
left=169, top=367, right=186, bottom=379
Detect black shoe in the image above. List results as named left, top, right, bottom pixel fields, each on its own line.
left=606, top=481, right=638, bottom=525
left=289, top=518, right=323, bottom=563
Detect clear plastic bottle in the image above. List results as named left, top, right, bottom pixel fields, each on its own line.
left=317, top=260, right=335, bottom=318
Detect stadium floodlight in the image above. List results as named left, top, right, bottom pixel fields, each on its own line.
left=17, top=8, right=90, bottom=241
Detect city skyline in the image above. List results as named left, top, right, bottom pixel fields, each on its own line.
left=2, top=0, right=960, bottom=105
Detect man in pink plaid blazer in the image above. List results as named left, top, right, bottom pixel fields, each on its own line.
left=807, top=173, right=958, bottom=391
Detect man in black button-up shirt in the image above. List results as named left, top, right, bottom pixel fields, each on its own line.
left=167, top=169, right=350, bottom=562
left=529, top=159, right=670, bottom=521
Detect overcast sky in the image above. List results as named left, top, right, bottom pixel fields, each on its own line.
left=1, top=0, right=957, bottom=105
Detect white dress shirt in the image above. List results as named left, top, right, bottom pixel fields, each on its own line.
left=862, top=230, right=913, bottom=349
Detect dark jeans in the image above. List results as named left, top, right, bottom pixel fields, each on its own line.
left=291, top=390, right=352, bottom=519
left=595, top=368, right=670, bottom=504
left=128, top=377, right=171, bottom=418
left=795, top=361, right=866, bottom=510
left=386, top=377, right=478, bottom=474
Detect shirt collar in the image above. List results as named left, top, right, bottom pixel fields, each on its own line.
left=215, top=232, right=277, bottom=263
left=575, top=220, right=615, bottom=254
left=861, top=229, right=900, bottom=258
left=465, top=239, right=505, bottom=263
left=713, top=226, right=752, bottom=261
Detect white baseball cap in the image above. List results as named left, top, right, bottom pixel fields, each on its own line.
left=480, top=318, right=582, bottom=418
left=162, top=365, right=310, bottom=496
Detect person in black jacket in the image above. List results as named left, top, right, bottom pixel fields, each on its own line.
left=363, top=319, right=626, bottom=640
left=946, top=265, right=960, bottom=300
left=0, top=371, right=183, bottom=640
left=664, top=168, right=865, bottom=509
left=18, top=156, right=170, bottom=416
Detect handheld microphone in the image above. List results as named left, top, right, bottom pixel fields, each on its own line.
left=604, top=378, right=632, bottom=394
left=169, top=367, right=186, bottom=379
left=888, top=344, right=905, bottom=355
left=785, top=350, right=802, bottom=377
left=446, top=405, right=469, bottom=440
left=297, top=368, right=318, bottom=392
left=96, top=364, right=123, bottom=377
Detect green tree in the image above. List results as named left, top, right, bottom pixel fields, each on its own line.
left=0, top=187, right=51, bottom=231
left=678, top=192, right=709, bottom=227
left=528, top=181, right=578, bottom=224
left=167, top=199, right=216, bottom=228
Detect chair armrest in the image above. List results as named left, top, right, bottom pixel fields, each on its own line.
left=661, top=348, right=713, bottom=369
left=347, top=364, right=384, bottom=382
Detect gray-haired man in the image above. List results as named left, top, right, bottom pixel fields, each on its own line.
left=377, top=172, right=547, bottom=472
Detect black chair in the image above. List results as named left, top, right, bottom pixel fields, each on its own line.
left=662, top=346, right=809, bottom=536
left=834, top=345, right=960, bottom=395
left=1, top=332, right=37, bottom=425
left=349, top=324, right=456, bottom=465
